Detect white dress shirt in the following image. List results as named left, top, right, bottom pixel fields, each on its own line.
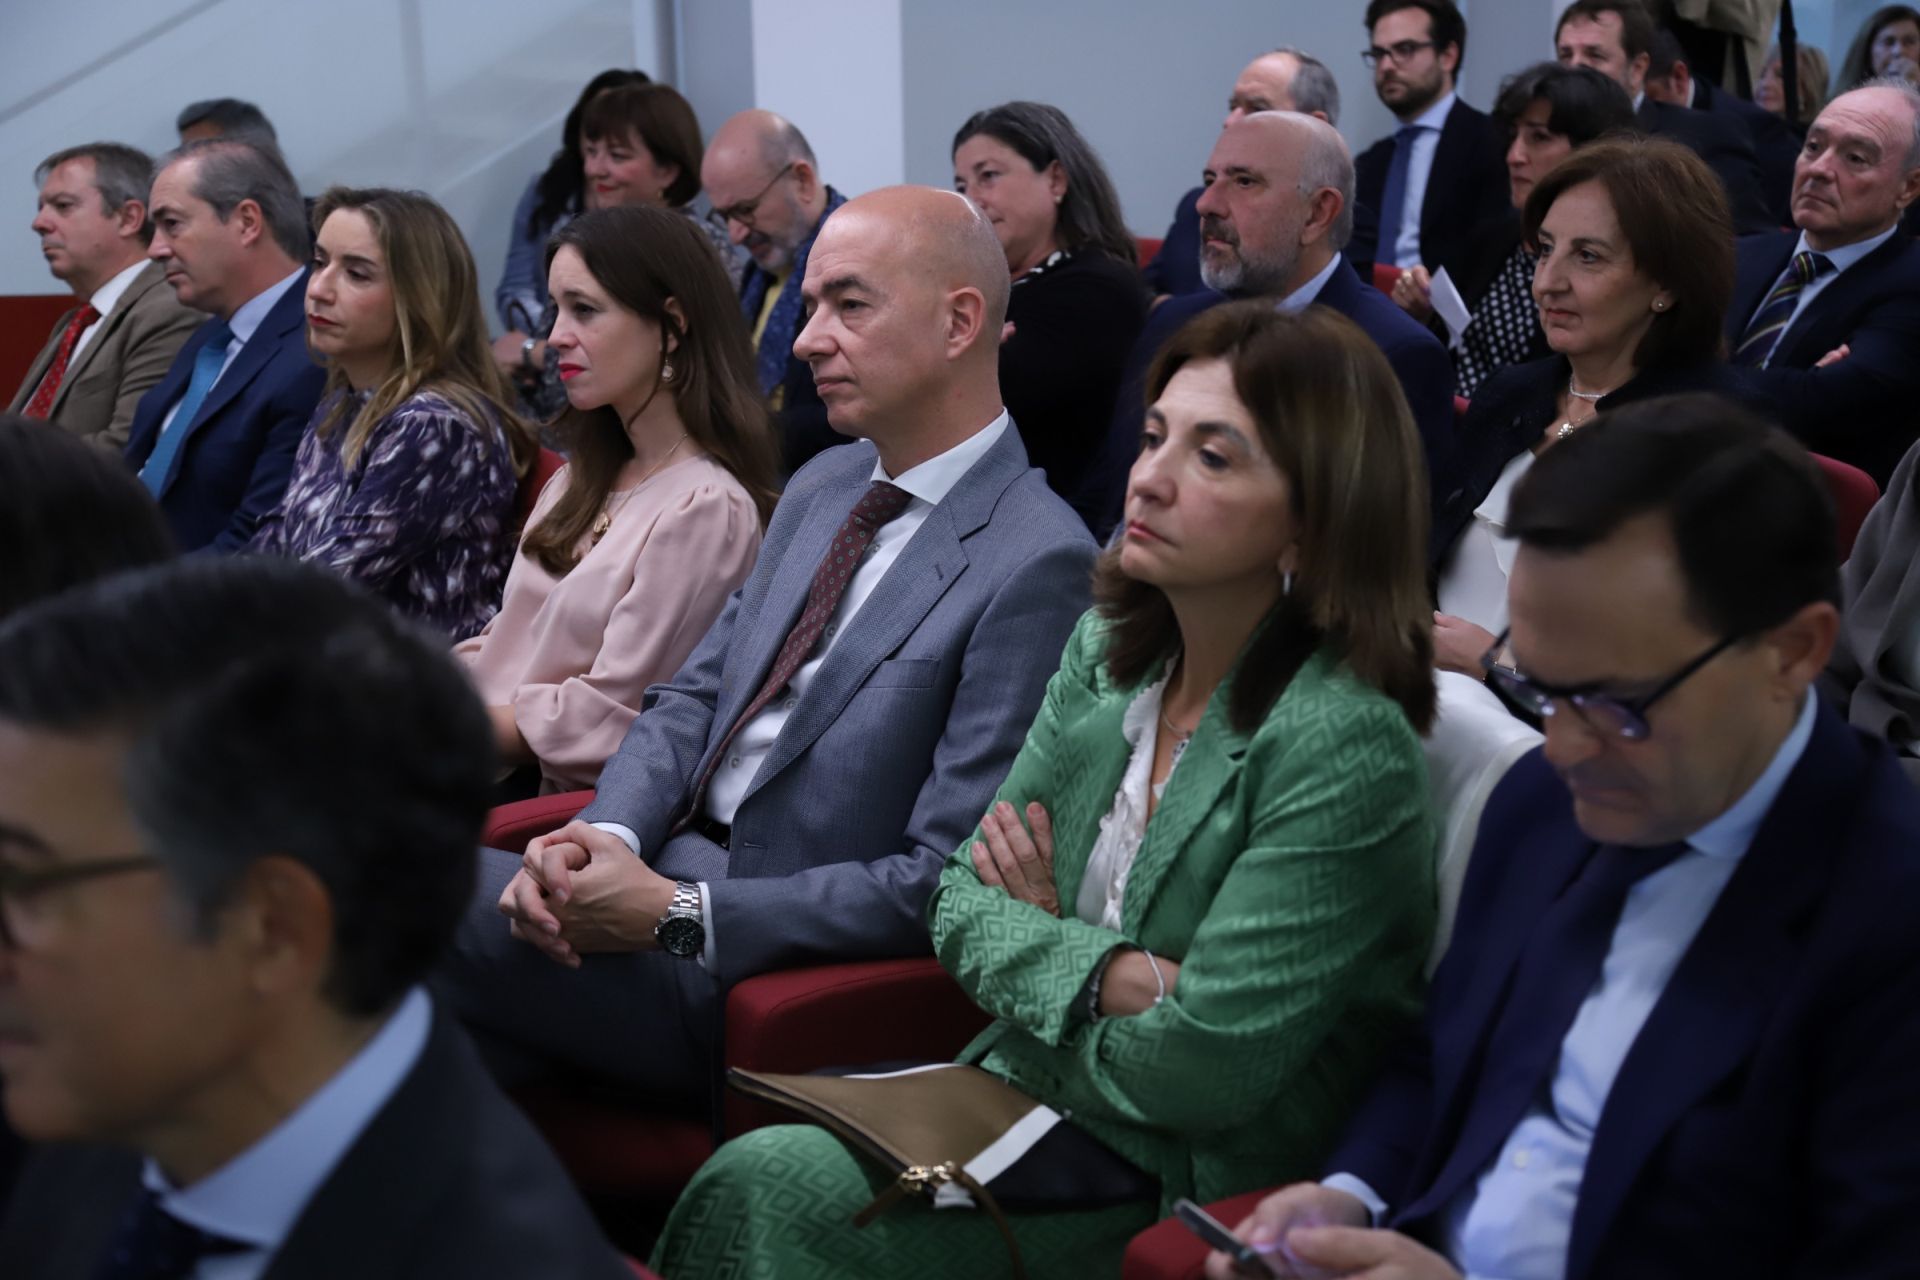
left=67, top=258, right=148, bottom=364
left=1755, top=225, right=1899, bottom=367
left=1276, top=252, right=1345, bottom=313
left=595, top=411, right=1012, bottom=966
left=145, top=987, right=432, bottom=1280
left=154, top=267, right=304, bottom=439
left=1388, top=93, right=1457, bottom=269
left=1326, top=692, right=1817, bottom=1279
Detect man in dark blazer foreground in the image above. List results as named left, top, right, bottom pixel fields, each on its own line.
left=10, top=143, right=199, bottom=450
left=122, top=138, right=324, bottom=552
left=0, top=559, right=630, bottom=1278
left=1554, top=0, right=1774, bottom=233
left=1205, top=398, right=1920, bottom=1280
left=1726, top=82, right=1920, bottom=488
left=1350, top=0, right=1511, bottom=279
left=439, top=187, right=1095, bottom=1107
left=1081, top=111, right=1455, bottom=540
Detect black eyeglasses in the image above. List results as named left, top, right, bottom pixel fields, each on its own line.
left=706, top=162, right=797, bottom=232
left=1479, top=629, right=1742, bottom=741
left=0, top=853, right=159, bottom=950
left=1362, top=39, right=1438, bottom=67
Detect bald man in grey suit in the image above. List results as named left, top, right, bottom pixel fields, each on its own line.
left=440, top=187, right=1096, bottom=1106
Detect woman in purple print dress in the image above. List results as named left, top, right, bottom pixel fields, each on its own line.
left=251, top=187, right=535, bottom=637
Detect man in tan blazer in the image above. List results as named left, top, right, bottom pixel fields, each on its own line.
left=9, top=143, right=200, bottom=451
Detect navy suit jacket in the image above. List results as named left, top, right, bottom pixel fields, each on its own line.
left=1074, top=258, right=1456, bottom=541
left=1726, top=229, right=1920, bottom=487
left=1326, top=701, right=1920, bottom=1279
left=1694, top=78, right=1799, bottom=226
left=123, top=272, right=326, bottom=552
left=1142, top=187, right=1205, bottom=299
left=1636, top=97, right=1773, bottom=234
left=1351, top=98, right=1512, bottom=281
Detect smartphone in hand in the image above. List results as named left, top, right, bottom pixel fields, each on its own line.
left=1173, top=1198, right=1288, bottom=1277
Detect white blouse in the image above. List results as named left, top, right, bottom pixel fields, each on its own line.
left=1436, top=448, right=1536, bottom=635
left=1075, top=674, right=1184, bottom=930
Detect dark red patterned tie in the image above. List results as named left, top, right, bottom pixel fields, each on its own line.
left=24, top=304, right=101, bottom=419
left=681, top=480, right=915, bottom=825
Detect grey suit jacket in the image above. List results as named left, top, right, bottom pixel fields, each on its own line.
left=1827, top=437, right=1920, bottom=748
left=6, top=262, right=201, bottom=452
left=579, top=423, right=1095, bottom=986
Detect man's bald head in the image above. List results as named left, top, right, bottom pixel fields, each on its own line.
left=1195, top=111, right=1355, bottom=297
left=1236, top=110, right=1355, bottom=246
left=703, top=109, right=826, bottom=271
left=794, top=186, right=1009, bottom=460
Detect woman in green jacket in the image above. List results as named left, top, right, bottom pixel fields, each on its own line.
left=652, top=302, right=1440, bottom=1279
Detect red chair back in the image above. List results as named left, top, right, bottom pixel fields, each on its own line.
left=515, top=447, right=566, bottom=532
left=1137, top=236, right=1164, bottom=267
left=1453, top=395, right=1469, bottom=424
left=0, top=294, right=79, bottom=400
left=1371, top=262, right=1403, bottom=295
left=1813, top=452, right=1878, bottom=560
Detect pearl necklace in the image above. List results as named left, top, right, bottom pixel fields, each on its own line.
left=1555, top=374, right=1618, bottom=439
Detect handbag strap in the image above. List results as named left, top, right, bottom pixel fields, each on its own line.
left=854, top=1162, right=1029, bottom=1280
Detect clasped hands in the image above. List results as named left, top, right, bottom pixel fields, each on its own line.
left=497, top=820, right=677, bottom=967
left=1201, top=1183, right=1461, bottom=1280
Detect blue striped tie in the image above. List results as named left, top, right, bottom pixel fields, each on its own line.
left=140, top=320, right=232, bottom=496
left=1732, top=251, right=1830, bottom=368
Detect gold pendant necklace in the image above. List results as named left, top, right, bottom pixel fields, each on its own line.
left=591, top=433, right=689, bottom=544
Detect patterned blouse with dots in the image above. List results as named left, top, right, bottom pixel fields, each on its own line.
left=1453, top=244, right=1542, bottom=399
left=251, top=387, right=520, bottom=638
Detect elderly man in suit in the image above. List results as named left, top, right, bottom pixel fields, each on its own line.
left=1555, top=0, right=1775, bottom=233
left=123, top=139, right=323, bottom=552
left=1080, top=111, right=1455, bottom=541
left=1202, top=397, right=1920, bottom=1280
left=439, top=185, right=1096, bottom=1105
left=10, top=144, right=199, bottom=451
left=0, top=558, right=632, bottom=1279
left=1351, top=0, right=1511, bottom=280
left=1725, top=80, right=1920, bottom=488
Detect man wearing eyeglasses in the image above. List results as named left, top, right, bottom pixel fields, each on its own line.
left=0, top=559, right=632, bottom=1278
left=1202, top=396, right=1920, bottom=1279
left=702, top=109, right=847, bottom=476
left=1351, top=0, right=1508, bottom=283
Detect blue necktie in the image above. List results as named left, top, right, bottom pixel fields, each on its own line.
left=1373, top=126, right=1422, bottom=269
left=1733, top=250, right=1832, bottom=368
left=92, top=1187, right=250, bottom=1280
left=140, top=320, right=232, bottom=496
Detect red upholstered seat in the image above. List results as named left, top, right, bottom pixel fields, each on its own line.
left=1372, top=262, right=1402, bottom=295
left=1812, top=452, right=1878, bottom=560
left=514, top=446, right=566, bottom=532
left=1137, top=236, right=1164, bottom=267
left=628, top=1258, right=663, bottom=1279
left=485, top=792, right=993, bottom=1200
left=1121, top=1189, right=1270, bottom=1280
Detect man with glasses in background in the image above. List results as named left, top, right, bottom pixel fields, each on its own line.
left=1203, top=395, right=1920, bottom=1279
left=1351, top=0, right=1508, bottom=284
left=702, top=109, right=847, bottom=475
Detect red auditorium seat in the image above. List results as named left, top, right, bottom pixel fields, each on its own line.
left=1137, top=236, right=1164, bottom=266
left=1812, top=452, right=1878, bottom=560
left=483, top=791, right=994, bottom=1200
left=628, top=1259, right=662, bottom=1279
left=1372, top=262, right=1402, bottom=295
left=0, top=294, right=81, bottom=400
left=1122, top=1189, right=1268, bottom=1280
left=514, top=446, right=566, bottom=531
left=1453, top=395, right=1468, bottom=423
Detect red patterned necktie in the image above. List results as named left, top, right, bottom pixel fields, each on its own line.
left=680, top=479, right=915, bottom=826
left=23, top=304, right=101, bottom=420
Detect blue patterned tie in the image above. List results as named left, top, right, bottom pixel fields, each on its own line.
left=1733, top=251, right=1831, bottom=368
left=1373, top=126, right=1422, bottom=269
left=747, top=188, right=846, bottom=396
left=140, top=320, right=232, bottom=495
left=92, top=1188, right=251, bottom=1280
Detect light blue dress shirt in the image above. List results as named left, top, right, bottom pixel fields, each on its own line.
left=1388, top=93, right=1457, bottom=269
left=153, top=267, right=306, bottom=441
left=142, top=986, right=432, bottom=1280
left=1327, top=692, right=1816, bottom=1279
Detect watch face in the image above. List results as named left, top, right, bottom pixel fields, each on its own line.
left=657, top=914, right=704, bottom=957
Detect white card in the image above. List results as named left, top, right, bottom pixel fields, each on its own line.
left=1429, top=267, right=1474, bottom=351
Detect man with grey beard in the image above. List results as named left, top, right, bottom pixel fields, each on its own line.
left=1079, top=111, right=1456, bottom=542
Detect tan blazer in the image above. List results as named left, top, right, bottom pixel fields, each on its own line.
left=8, top=261, right=202, bottom=452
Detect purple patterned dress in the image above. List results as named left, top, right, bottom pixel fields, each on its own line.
left=252, top=388, right=519, bottom=637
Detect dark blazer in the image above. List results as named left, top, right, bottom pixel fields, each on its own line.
left=1694, top=78, right=1799, bottom=226
left=1326, top=701, right=1920, bottom=1279
left=1075, top=258, right=1458, bottom=542
left=1726, top=229, right=1920, bottom=487
left=0, top=1008, right=634, bottom=1279
left=1142, top=187, right=1204, bottom=298
left=1001, top=251, right=1148, bottom=522
left=123, top=272, right=326, bottom=552
left=1637, top=97, right=1774, bottom=234
left=1436, top=355, right=1765, bottom=567
left=1351, top=98, right=1512, bottom=280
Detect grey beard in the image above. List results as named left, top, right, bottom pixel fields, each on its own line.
left=1201, top=250, right=1294, bottom=299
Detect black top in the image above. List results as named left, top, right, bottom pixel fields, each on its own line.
left=1000, top=249, right=1148, bottom=511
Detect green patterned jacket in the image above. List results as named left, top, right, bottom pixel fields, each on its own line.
left=927, top=609, right=1434, bottom=1209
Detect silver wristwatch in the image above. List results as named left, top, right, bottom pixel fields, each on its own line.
left=654, top=881, right=705, bottom=957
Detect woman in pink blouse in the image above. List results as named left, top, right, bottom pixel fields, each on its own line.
left=458, top=205, right=780, bottom=798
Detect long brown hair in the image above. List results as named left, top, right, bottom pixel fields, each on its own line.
left=1094, top=302, right=1436, bottom=733
left=307, top=186, right=535, bottom=475
left=522, top=205, right=779, bottom=577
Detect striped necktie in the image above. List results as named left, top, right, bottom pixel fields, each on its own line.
left=1732, top=250, right=1831, bottom=368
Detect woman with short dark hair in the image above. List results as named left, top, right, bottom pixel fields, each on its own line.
left=1389, top=62, right=1635, bottom=396
left=1431, top=137, right=1760, bottom=679
left=952, top=101, right=1147, bottom=520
